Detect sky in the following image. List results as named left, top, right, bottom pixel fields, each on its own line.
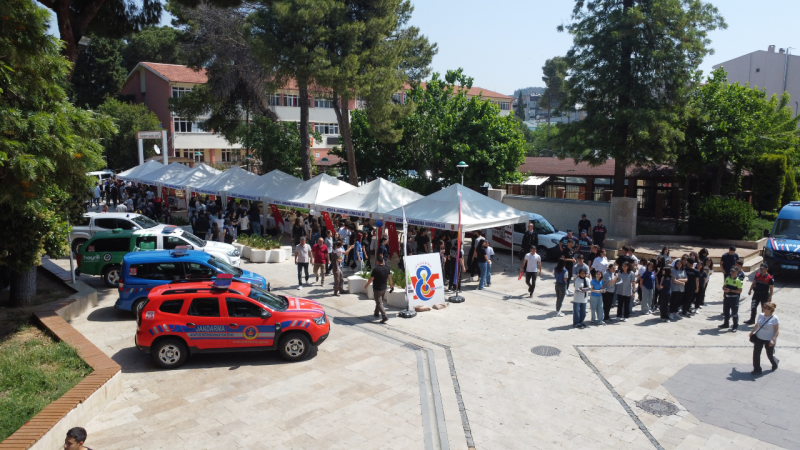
left=44, top=0, right=800, bottom=95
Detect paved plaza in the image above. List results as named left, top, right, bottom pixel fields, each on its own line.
left=52, top=248, right=800, bottom=449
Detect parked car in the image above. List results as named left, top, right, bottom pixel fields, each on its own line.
left=70, top=212, right=159, bottom=253
left=135, top=276, right=330, bottom=368
left=486, top=212, right=567, bottom=261
left=117, top=249, right=269, bottom=314
left=77, top=225, right=241, bottom=287
left=764, top=201, right=800, bottom=274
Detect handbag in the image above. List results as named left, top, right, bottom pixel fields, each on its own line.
left=749, top=316, right=775, bottom=344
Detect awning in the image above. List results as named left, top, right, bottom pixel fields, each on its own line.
left=173, top=132, right=242, bottom=150
left=522, top=176, right=550, bottom=186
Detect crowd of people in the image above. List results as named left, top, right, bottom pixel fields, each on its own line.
left=91, top=179, right=176, bottom=222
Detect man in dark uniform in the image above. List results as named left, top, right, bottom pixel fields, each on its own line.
left=578, top=214, right=591, bottom=236
left=592, top=218, right=608, bottom=249
left=744, top=264, right=774, bottom=325
left=520, top=222, right=538, bottom=260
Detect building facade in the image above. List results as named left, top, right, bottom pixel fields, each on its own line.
left=713, top=45, right=800, bottom=116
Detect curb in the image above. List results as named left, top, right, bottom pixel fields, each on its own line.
left=0, top=258, right=122, bottom=450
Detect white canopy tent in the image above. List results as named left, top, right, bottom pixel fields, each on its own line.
left=160, top=164, right=222, bottom=190
left=116, top=160, right=163, bottom=182
left=188, top=166, right=258, bottom=197
left=265, top=173, right=355, bottom=209
left=384, top=183, right=528, bottom=231
left=133, top=162, right=188, bottom=185
left=316, top=177, right=423, bottom=218
left=227, top=170, right=303, bottom=202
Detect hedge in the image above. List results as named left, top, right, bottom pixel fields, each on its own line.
left=781, top=167, right=799, bottom=207
left=688, top=196, right=756, bottom=240
left=752, top=154, right=786, bottom=212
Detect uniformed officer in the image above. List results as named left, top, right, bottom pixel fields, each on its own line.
left=719, top=268, right=743, bottom=332
left=744, top=264, right=774, bottom=325
left=520, top=222, right=538, bottom=260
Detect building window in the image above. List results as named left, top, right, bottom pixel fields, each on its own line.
left=172, top=87, right=192, bottom=98
left=173, top=118, right=196, bottom=133
left=220, top=149, right=232, bottom=162
left=314, top=98, right=333, bottom=108
left=314, top=123, right=339, bottom=135
left=269, top=94, right=281, bottom=106
left=498, top=101, right=511, bottom=110
left=356, top=97, right=367, bottom=109
left=180, top=149, right=204, bottom=162
left=284, top=95, right=299, bottom=107
left=392, top=93, right=404, bottom=104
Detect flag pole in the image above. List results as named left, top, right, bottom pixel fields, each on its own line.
left=398, top=206, right=416, bottom=318
left=449, top=191, right=465, bottom=303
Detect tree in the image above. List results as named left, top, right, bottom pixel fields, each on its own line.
left=515, top=92, right=526, bottom=120
left=329, top=109, right=407, bottom=182
left=539, top=56, right=568, bottom=152
left=752, top=154, right=787, bottom=212
left=239, top=115, right=314, bottom=178
left=556, top=0, right=726, bottom=197
left=527, top=123, right=560, bottom=157
left=95, top=99, right=162, bottom=170
left=400, top=69, right=526, bottom=189
left=782, top=168, right=799, bottom=207
left=121, top=26, right=185, bottom=72
left=71, top=36, right=127, bottom=108
left=0, top=0, right=114, bottom=305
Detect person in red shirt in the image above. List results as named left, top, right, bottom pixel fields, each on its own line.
left=312, top=237, right=329, bottom=286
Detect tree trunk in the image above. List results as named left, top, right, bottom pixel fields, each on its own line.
left=298, top=81, right=312, bottom=180
left=333, top=94, right=358, bottom=185
left=613, top=159, right=627, bottom=197
left=10, top=266, right=37, bottom=307
left=713, top=159, right=726, bottom=195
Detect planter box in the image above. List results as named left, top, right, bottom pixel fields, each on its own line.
left=387, top=290, right=407, bottom=309
left=281, top=245, right=293, bottom=259
left=242, top=246, right=252, bottom=260
left=267, top=249, right=285, bottom=263
left=347, top=276, right=367, bottom=295
left=233, top=243, right=245, bottom=255
left=250, top=249, right=267, bottom=263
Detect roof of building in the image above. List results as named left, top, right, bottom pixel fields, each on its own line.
left=129, top=62, right=209, bottom=84
left=519, top=157, right=616, bottom=177
left=403, top=82, right=514, bottom=100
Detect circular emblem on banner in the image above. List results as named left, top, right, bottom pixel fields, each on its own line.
left=414, top=265, right=437, bottom=301
left=103, top=253, right=113, bottom=262
left=243, top=326, right=259, bottom=340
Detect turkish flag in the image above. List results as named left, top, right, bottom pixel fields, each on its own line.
left=387, top=222, right=399, bottom=258
left=270, top=204, right=284, bottom=229
left=321, top=211, right=335, bottom=235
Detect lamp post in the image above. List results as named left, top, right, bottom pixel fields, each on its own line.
left=456, top=161, right=469, bottom=185
left=245, top=154, right=254, bottom=173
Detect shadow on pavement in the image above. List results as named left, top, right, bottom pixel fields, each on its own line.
left=527, top=313, right=556, bottom=321
left=87, top=305, right=132, bottom=322
left=727, top=367, right=760, bottom=382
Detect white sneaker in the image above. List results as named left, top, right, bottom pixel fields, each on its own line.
left=623, top=318, right=628, bottom=322
left=566, top=289, right=574, bottom=295
left=556, top=311, right=565, bottom=317
left=297, top=285, right=303, bottom=290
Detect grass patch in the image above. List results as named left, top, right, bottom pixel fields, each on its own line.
left=745, top=217, right=775, bottom=241
left=0, top=325, right=92, bottom=441
left=0, top=267, right=76, bottom=341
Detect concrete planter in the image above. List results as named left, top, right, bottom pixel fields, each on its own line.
left=387, top=290, right=407, bottom=308
left=266, top=249, right=285, bottom=263
left=282, top=245, right=293, bottom=259
left=242, top=246, right=252, bottom=260
left=233, top=243, right=245, bottom=255
left=347, top=276, right=367, bottom=295
left=250, top=249, right=267, bottom=263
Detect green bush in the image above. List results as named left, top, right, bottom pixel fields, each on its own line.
left=781, top=167, right=799, bottom=207
left=356, top=267, right=407, bottom=288
left=760, top=211, right=779, bottom=221
left=689, top=197, right=756, bottom=240
left=236, top=234, right=280, bottom=250
left=752, top=154, right=787, bottom=212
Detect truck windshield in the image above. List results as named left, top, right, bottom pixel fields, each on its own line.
left=130, top=216, right=159, bottom=229
left=248, top=285, right=288, bottom=311
left=533, top=218, right=556, bottom=235
left=180, top=231, right=206, bottom=247
left=772, top=219, right=800, bottom=240
left=207, top=257, right=243, bottom=277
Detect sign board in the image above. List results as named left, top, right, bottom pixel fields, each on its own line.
left=403, top=253, right=445, bottom=308
left=137, top=131, right=163, bottom=139
left=491, top=225, right=514, bottom=250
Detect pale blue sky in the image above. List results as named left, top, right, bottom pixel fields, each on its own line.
left=46, top=0, right=799, bottom=95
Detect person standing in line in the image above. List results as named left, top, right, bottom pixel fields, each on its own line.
left=658, top=247, right=672, bottom=265
left=669, top=260, right=687, bottom=321
left=364, top=255, right=394, bottom=323
left=744, top=264, right=774, bottom=325
left=222, top=219, right=235, bottom=244
left=573, top=268, right=590, bottom=329
left=694, top=258, right=712, bottom=310
left=520, top=246, right=542, bottom=297
left=616, top=262, right=635, bottom=322
left=573, top=254, right=590, bottom=282
left=719, top=268, right=743, bottom=332
left=577, top=230, right=593, bottom=259
left=578, top=214, right=591, bottom=237
left=587, top=245, right=598, bottom=273
left=553, top=258, right=568, bottom=317
left=294, top=237, right=312, bottom=289
left=682, top=258, right=700, bottom=317
left=658, top=267, right=673, bottom=322
left=324, top=230, right=335, bottom=275
left=353, top=232, right=365, bottom=272
left=562, top=239, right=577, bottom=295
left=592, top=218, right=607, bottom=249
left=750, top=302, right=780, bottom=375
left=602, top=264, right=619, bottom=322
left=470, top=231, right=486, bottom=281
left=312, top=237, right=328, bottom=286
left=589, top=270, right=606, bottom=325
left=720, top=246, right=739, bottom=277
left=558, top=229, right=578, bottom=253
left=591, top=248, right=609, bottom=279
left=476, top=237, right=489, bottom=290
left=483, top=240, right=494, bottom=288
left=639, top=261, right=656, bottom=314
left=521, top=222, right=538, bottom=260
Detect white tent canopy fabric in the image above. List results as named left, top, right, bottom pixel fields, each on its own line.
left=384, top=183, right=528, bottom=231
left=134, top=162, right=188, bottom=185
left=189, top=166, right=258, bottom=196
left=227, top=170, right=303, bottom=202
left=116, top=160, right=163, bottom=181
left=266, top=173, right=355, bottom=209
left=317, top=177, right=424, bottom=218
left=161, top=164, right=222, bottom=190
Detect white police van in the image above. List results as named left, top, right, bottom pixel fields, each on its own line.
left=486, top=212, right=567, bottom=261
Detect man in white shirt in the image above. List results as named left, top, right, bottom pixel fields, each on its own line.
left=115, top=203, right=128, bottom=212
left=338, top=223, right=351, bottom=243
left=294, top=237, right=312, bottom=289
left=520, top=247, right=542, bottom=297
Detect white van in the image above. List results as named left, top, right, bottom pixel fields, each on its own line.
left=87, top=170, right=114, bottom=182
left=486, top=212, right=567, bottom=261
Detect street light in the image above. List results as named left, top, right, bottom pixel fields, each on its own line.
left=456, top=161, right=469, bottom=185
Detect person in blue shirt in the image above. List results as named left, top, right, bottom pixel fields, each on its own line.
left=720, top=246, right=739, bottom=277
left=658, top=267, right=673, bottom=322
left=354, top=233, right=364, bottom=272
left=589, top=270, right=606, bottom=324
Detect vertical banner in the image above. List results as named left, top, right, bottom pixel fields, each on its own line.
left=387, top=222, right=399, bottom=258
left=161, top=186, right=168, bottom=205
left=321, top=211, right=335, bottom=235
left=405, top=253, right=445, bottom=308
left=270, top=204, right=284, bottom=232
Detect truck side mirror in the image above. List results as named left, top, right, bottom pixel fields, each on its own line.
left=261, top=309, right=272, bottom=319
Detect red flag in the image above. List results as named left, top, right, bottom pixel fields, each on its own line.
left=161, top=187, right=168, bottom=205
left=270, top=204, right=284, bottom=229
left=387, top=222, right=399, bottom=258
left=321, top=211, right=335, bottom=235
left=518, top=272, right=523, bottom=281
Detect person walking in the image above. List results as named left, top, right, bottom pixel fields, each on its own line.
left=312, top=237, right=328, bottom=286
left=573, top=268, right=590, bottom=329
left=602, top=264, right=619, bottom=322
left=750, top=302, right=780, bottom=375
left=294, top=237, right=312, bottom=289
left=744, top=264, right=774, bottom=325
left=292, top=218, right=306, bottom=249
left=520, top=246, right=542, bottom=297
left=658, top=267, right=674, bottom=322
left=616, top=262, right=635, bottom=322
left=521, top=222, right=538, bottom=260
left=592, top=218, right=607, bottom=249
left=669, top=260, right=687, bottom=321
left=639, top=261, right=656, bottom=314
left=589, top=270, right=606, bottom=325
left=553, top=258, right=568, bottom=317
left=364, top=255, right=393, bottom=324
left=64, top=427, right=92, bottom=450
left=562, top=239, right=577, bottom=295
left=719, top=267, right=743, bottom=332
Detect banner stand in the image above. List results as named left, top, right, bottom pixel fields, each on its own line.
left=397, top=253, right=417, bottom=318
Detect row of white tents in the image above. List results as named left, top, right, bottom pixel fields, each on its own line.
left=115, top=161, right=529, bottom=232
